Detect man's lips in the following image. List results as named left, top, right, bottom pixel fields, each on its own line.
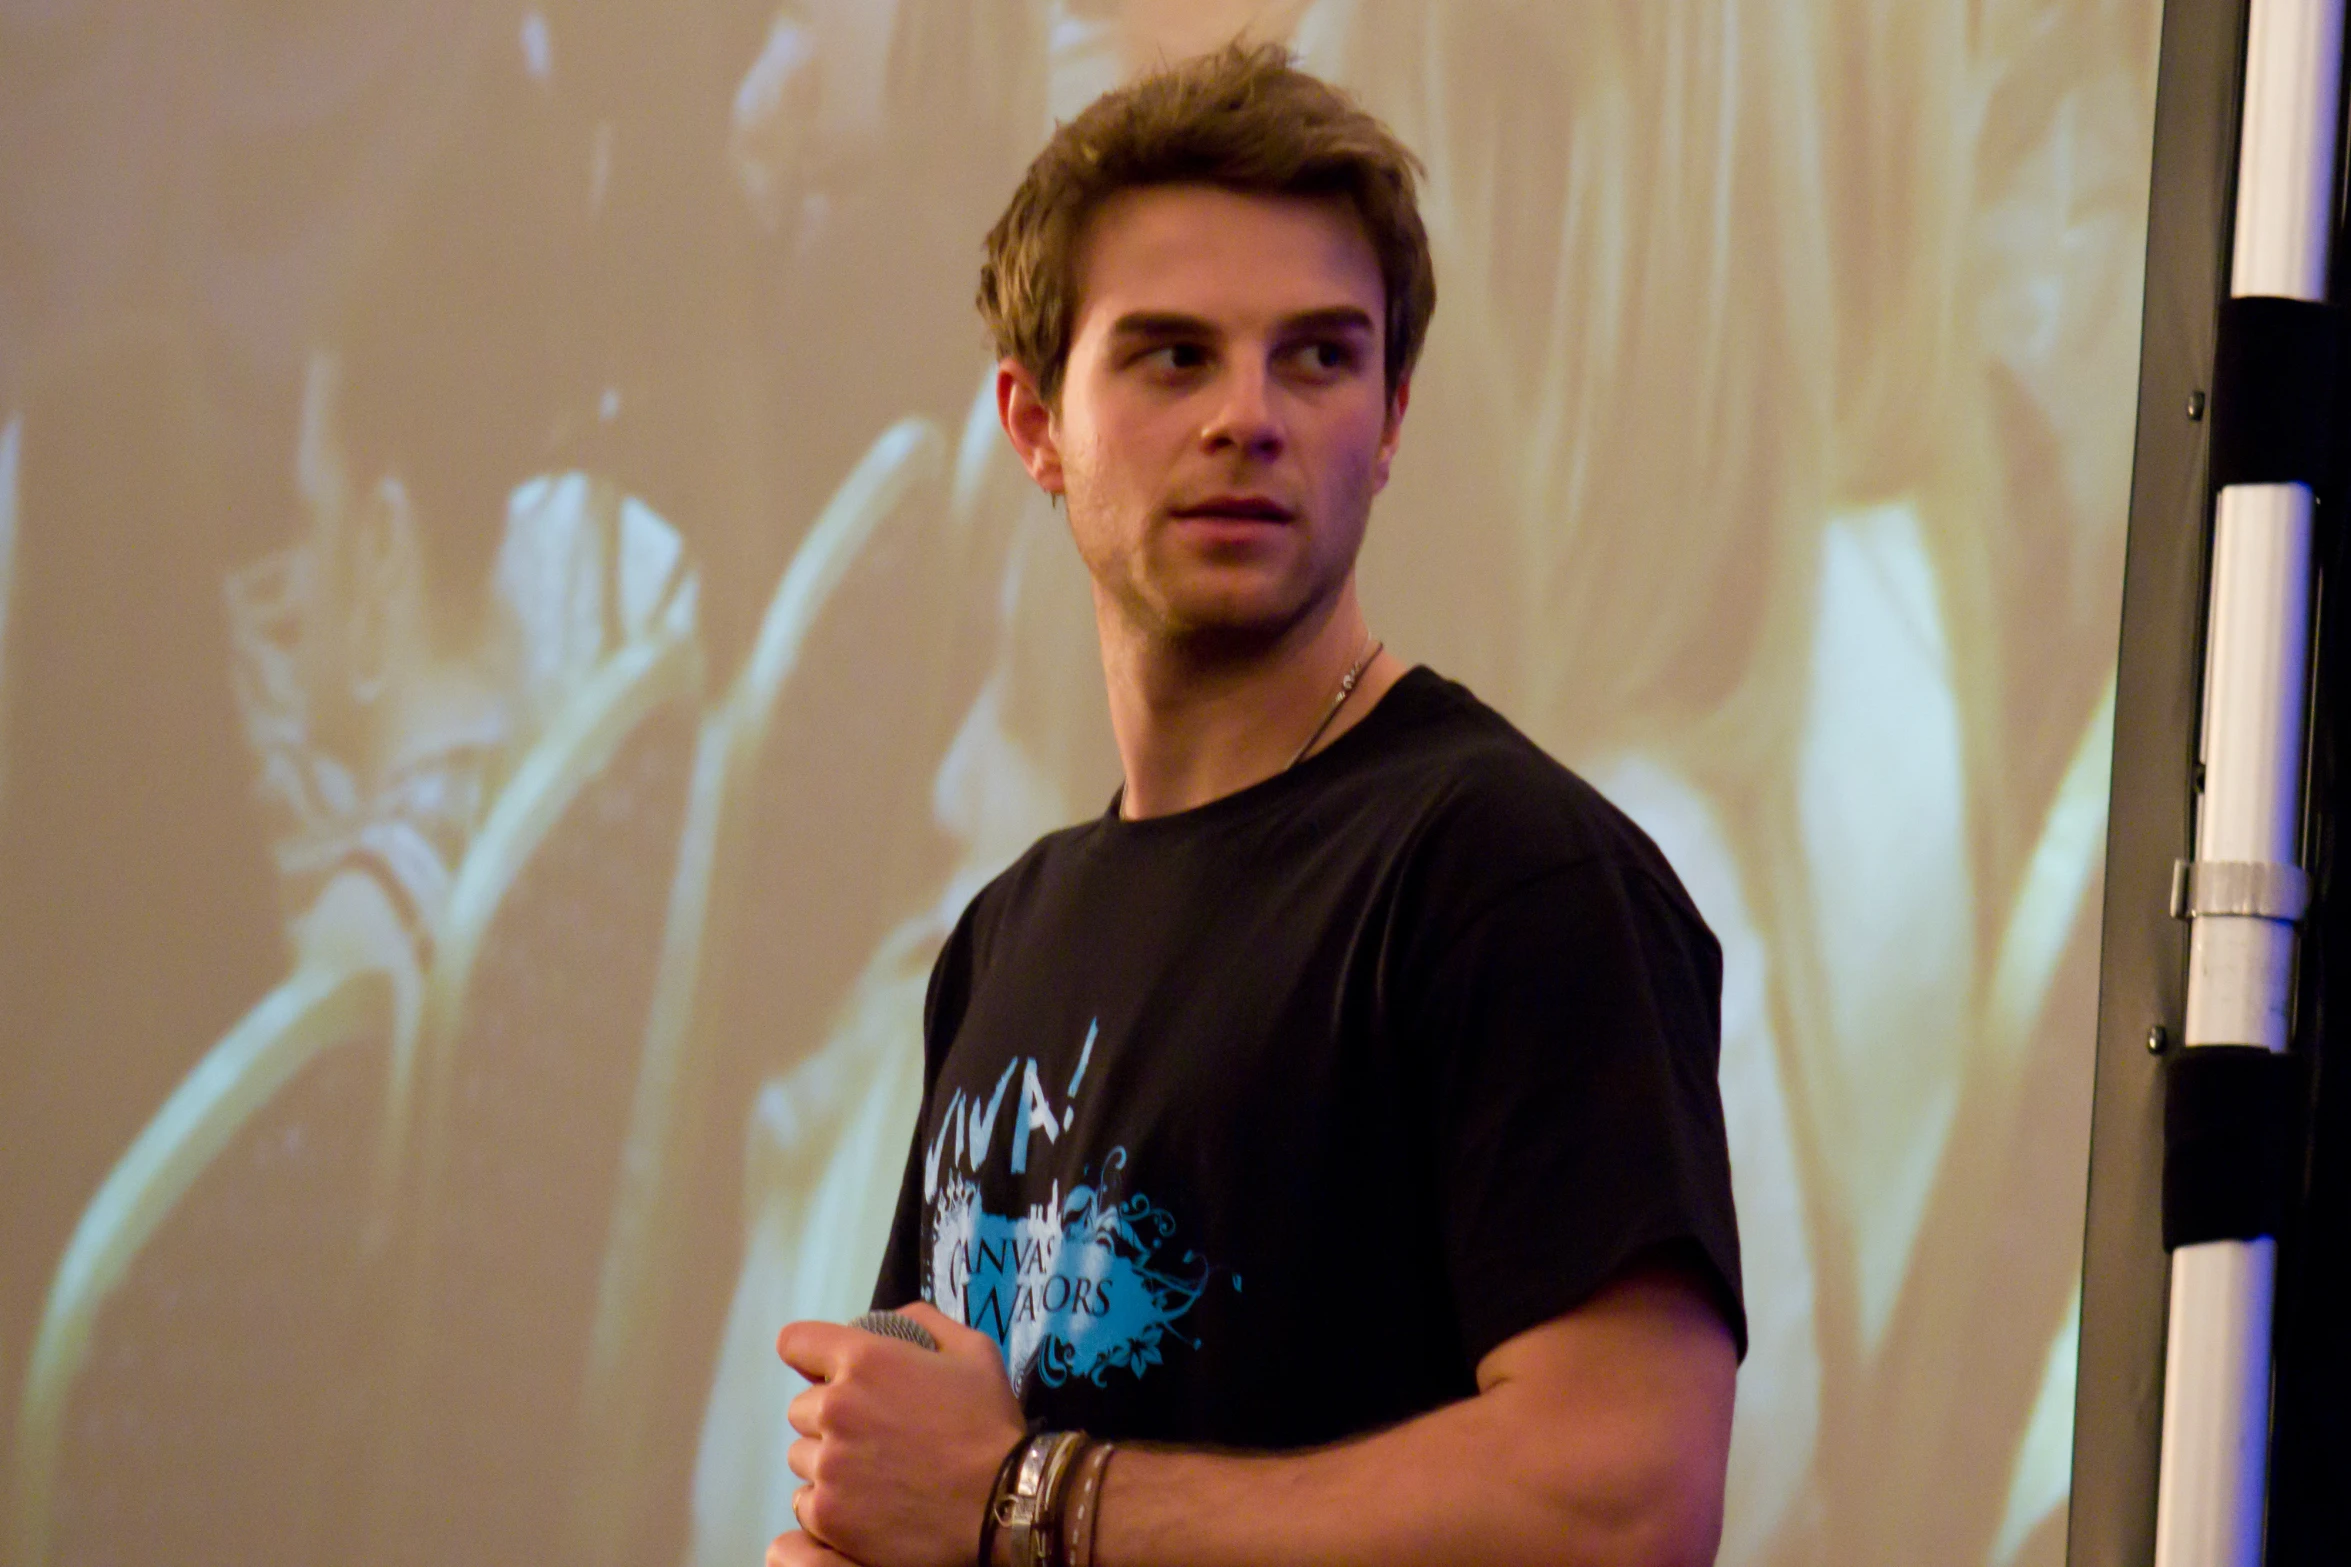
left=1169, top=496, right=1296, bottom=523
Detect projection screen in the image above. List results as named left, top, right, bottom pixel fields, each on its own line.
left=0, top=2, right=2155, bottom=1564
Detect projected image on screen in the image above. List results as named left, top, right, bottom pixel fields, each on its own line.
left=0, top=4, right=2152, bottom=1566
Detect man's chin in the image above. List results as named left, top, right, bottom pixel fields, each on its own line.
left=1142, top=586, right=1334, bottom=655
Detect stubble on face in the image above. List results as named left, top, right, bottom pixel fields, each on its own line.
left=1046, top=185, right=1401, bottom=662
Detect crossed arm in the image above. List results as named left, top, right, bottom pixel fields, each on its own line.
left=769, top=1259, right=1738, bottom=1567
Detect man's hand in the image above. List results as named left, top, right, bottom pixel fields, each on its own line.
left=774, top=1302, right=1025, bottom=1567
left=766, top=1531, right=859, bottom=1567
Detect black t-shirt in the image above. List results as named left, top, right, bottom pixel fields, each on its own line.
left=871, top=667, right=1743, bottom=1449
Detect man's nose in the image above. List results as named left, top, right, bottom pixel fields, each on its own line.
left=1199, top=361, right=1284, bottom=460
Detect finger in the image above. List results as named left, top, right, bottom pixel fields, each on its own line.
left=786, top=1380, right=829, bottom=1439
left=767, top=1525, right=854, bottom=1566
left=793, top=1479, right=842, bottom=1551
left=776, top=1319, right=860, bottom=1383
left=785, top=1433, right=823, bottom=1487
left=896, top=1300, right=1003, bottom=1368
left=791, top=1481, right=834, bottom=1549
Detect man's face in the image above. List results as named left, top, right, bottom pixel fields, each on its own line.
left=1004, top=184, right=1406, bottom=649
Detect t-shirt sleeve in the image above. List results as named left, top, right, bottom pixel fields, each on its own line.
left=1416, top=854, right=1745, bottom=1365
left=869, top=902, right=980, bottom=1311
left=867, top=1111, right=930, bottom=1312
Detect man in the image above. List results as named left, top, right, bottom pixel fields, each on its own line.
left=771, top=42, right=1742, bottom=1567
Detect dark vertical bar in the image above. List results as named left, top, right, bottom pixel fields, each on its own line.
left=2265, top=68, right=2351, bottom=1557
left=2068, top=1, right=2250, bottom=1563
left=2268, top=502, right=2351, bottom=1567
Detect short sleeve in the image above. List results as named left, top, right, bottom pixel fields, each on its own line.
left=1416, top=855, right=1745, bottom=1364
left=868, top=900, right=980, bottom=1311
left=867, top=1118, right=929, bottom=1311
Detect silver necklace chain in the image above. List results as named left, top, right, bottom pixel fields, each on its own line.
left=1286, top=637, right=1383, bottom=770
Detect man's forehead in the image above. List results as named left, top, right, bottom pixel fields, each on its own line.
left=1070, top=184, right=1385, bottom=336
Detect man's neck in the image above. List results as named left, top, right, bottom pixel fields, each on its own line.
left=1099, top=588, right=1408, bottom=820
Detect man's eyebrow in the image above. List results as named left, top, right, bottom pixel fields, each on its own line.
left=1278, top=306, right=1378, bottom=337
left=1106, top=312, right=1217, bottom=342
left=1103, top=306, right=1379, bottom=342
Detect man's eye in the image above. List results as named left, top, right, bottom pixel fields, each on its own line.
left=1142, top=343, right=1209, bottom=371
left=1290, top=339, right=1358, bottom=374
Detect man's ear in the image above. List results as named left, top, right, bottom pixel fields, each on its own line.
left=996, top=360, right=1065, bottom=497
left=1373, top=372, right=1411, bottom=493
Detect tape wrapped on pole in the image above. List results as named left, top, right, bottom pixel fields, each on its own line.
left=2207, top=296, right=2345, bottom=489
left=2163, top=1046, right=2306, bottom=1248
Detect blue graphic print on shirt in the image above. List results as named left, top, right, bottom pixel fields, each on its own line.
left=921, top=1020, right=1215, bottom=1392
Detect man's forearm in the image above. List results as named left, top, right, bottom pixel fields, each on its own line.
left=781, top=1272, right=1736, bottom=1567
left=1086, top=1372, right=1723, bottom=1567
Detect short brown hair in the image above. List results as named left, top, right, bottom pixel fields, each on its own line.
left=979, top=41, right=1436, bottom=404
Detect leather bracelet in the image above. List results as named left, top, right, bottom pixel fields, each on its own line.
left=1037, top=1431, right=1096, bottom=1567
left=1059, top=1441, right=1117, bottom=1567
left=978, top=1435, right=1032, bottom=1567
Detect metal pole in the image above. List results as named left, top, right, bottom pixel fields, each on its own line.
left=2154, top=1, right=2343, bottom=1562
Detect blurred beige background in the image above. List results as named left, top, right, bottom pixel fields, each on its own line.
left=0, top=2, right=2153, bottom=1564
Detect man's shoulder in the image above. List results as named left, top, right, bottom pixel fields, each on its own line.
left=1372, top=672, right=1691, bottom=875
left=951, top=817, right=1094, bottom=936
